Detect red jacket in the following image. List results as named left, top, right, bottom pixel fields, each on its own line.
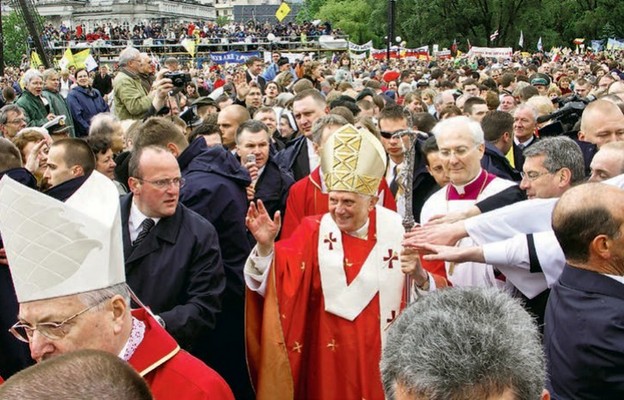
left=129, top=309, right=234, bottom=400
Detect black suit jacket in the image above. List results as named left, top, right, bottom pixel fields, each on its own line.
left=545, top=265, right=624, bottom=399
left=120, top=194, right=225, bottom=349
left=246, top=71, right=266, bottom=93
left=512, top=135, right=538, bottom=172
left=275, top=135, right=310, bottom=182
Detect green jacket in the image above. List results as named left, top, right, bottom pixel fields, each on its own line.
left=113, top=70, right=153, bottom=120
left=15, top=90, right=49, bottom=127
left=42, top=89, right=75, bottom=137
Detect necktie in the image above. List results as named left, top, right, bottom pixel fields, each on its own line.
left=133, top=218, right=155, bottom=247
left=390, top=165, right=400, bottom=197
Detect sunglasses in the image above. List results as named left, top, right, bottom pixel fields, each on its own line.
left=380, top=129, right=410, bottom=139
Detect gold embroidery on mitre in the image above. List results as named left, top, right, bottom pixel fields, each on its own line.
left=321, top=124, right=387, bottom=196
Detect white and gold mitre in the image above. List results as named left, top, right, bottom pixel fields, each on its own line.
left=321, top=124, right=387, bottom=196
left=0, top=171, right=125, bottom=303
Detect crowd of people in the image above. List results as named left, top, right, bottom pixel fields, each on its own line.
left=0, top=42, right=623, bottom=399
left=39, top=19, right=338, bottom=48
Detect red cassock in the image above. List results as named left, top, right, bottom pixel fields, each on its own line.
left=246, top=210, right=447, bottom=400
left=129, top=309, right=234, bottom=400
left=281, top=167, right=397, bottom=239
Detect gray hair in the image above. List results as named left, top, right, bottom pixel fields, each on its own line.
left=118, top=47, right=141, bottom=67
left=89, top=113, right=122, bottom=137
left=42, top=68, right=59, bottom=83
left=514, top=104, right=538, bottom=121
left=381, top=287, right=545, bottom=400
left=23, top=69, right=43, bottom=87
left=311, top=114, right=349, bottom=145
left=523, top=136, right=585, bottom=185
left=432, top=115, right=484, bottom=144
left=0, top=104, right=24, bottom=125
left=77, top=282, right=131, bottom=309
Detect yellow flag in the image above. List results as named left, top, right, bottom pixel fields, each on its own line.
left=182, top=38, right=196, bottom=57
left=275, top=2, right=291, bottom=22
left=59, top=48, right=75, bottom=70
left=73, top=48, right=91, bottom=69
left=30, top=52, right=42, bottom=69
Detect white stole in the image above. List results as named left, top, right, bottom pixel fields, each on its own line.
left=317, top=206, right=405, bottom=347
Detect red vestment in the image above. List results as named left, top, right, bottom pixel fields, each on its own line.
left=281, top=167, right=397, bottom=239
left=246, top=210, right=447, bottom=399
left=129, top=309, right=234, bottom=400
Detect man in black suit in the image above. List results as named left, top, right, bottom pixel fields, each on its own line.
left=275, top=89, right=328, bottom=181
left=546, top=182, right=624, bottom=399
left=512, top=104, right=539, bottom=172
left=122, top=145, right=225, bottom=350
left=245, top=56, right=266, bottom=94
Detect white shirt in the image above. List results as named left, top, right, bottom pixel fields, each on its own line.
left=463, top=173, right=624, bottom=294
left=307, top=138, right=319, bottom=172
left=129, top=201, right=160, bottom=242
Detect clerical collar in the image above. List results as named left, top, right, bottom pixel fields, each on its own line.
left=118, top=316, right=146, bottom=361
left=347, top=219, right=369, bottom=240
left=448, top=169, right=490, bottom=199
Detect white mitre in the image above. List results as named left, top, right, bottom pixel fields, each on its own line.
left=0, top=171, right=125, bottom=303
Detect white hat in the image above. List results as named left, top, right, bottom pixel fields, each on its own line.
left=0, top=172, right=125, bottom=303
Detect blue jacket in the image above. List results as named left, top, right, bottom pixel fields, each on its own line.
left=120, top=194, right=225, bottom=349
left=177, top=138, right=255, bottom=398
left=481, top=142, right=522, bottom=182
left=66, top=86, right=109, bottom=137
left=177, top=138, right=251, bottom=298
left=545, top=265, right=624, bottom=399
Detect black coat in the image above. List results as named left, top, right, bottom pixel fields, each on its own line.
left=274, top=135, right=309, bottom=182
left=545, top=265, right=624, bottom=399
left=0, top=169, right=37, bottom=378
left=120, top=194, right=225, bottom=349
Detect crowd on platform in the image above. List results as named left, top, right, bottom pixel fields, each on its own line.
left=0, top=43, right=624, bottom=399
left=39, top=19, right=338, bottom=47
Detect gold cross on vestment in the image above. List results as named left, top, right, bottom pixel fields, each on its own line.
left=292, top=341, right=303, bottom=353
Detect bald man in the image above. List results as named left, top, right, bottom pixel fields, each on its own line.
left=578, top=99, right=624, bottom=148
left=546, top=183, right=624, bottom=399
left=217, top=105, right=250, bottom=151
left=589, top=141, right=624, bottom=182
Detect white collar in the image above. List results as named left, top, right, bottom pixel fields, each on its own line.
left=130, top=200, right=161, bottom=232
left=450, top=169, right=482, bottom=196
left=604, top=274, right=624, bottom=285
left=514, top=135, right=535, bottom=146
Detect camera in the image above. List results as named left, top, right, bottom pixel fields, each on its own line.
left=164, top=72, right=191, bottom=88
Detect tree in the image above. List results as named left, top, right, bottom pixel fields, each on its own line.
left=317, top=0, right=383, bottom=43
left=2, top=11, right=30, bottom=67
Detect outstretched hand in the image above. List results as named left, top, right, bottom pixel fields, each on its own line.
left=246, top=200, right=281, bottom=256
left=403, top=222, right=466, bottom=248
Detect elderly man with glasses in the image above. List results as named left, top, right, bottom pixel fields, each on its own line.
left=419, top=116, right=516, bottom=287
left=0, top=170, right=234, bottom=399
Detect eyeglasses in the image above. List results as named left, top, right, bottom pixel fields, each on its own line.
left=520, top=171, right=553, bottom=181
left=380, top=129, right=411, bottom=139
left=6, top=118, right=26, bottom=125
left=10, top=301, right=105, bottom=343
left=438, top=145, right=479, bottom=159
left=137, top=177, right=185, bottom=189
